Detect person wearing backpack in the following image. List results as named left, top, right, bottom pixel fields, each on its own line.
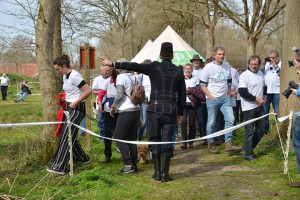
left=109, top=60, right=141, bottom=174
left=101, top=42, right=186, bottom=183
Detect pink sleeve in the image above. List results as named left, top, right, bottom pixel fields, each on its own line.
left=97, top=89, right=107, bottom=103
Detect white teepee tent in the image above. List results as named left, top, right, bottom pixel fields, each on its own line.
left=131, top=40, right=153, bottom=63
left=131, top=26, right=204, bottom=66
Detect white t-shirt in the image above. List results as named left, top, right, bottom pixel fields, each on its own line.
left=230, top=78, right=238, bottom=107
left=231, top=67, right=239, bottom=105
left=264, top=61, right=281, bottom=94
left=239, top=69, right=265, bottom=111
left=141, top=74, right=151, bottom=101
left=192, top=68, right=201, bottom=85
left=63, top=70, right=85, bottom=103
left=185, top=75, right=198, bottom=103
left=231, top=67, right=239, bottom=85
left=100, top=77, right=117, bottom=112
left=0, top=76, right=10, bottom=86
left=200, top=61, right=232, bottom=98
left=92, top=75, right=108, bottom=110
left=116, top=73, right=139, bottom=111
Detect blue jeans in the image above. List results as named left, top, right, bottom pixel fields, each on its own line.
left=16, top=92, right=28, bottom=102
left=97, top=111, right=105, bottom=142
left=197, top=104, right=208, bottom=137
left=206, top=97, right=234, bottom=143
left=264, top=93, right=279, bottom=132
left=137, top=104, right=147, bottom=141
left=293, top=116, right=300, bottom=174
left=80, top=117, right=86, bottom=135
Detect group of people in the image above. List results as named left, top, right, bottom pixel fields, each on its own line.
left=45, top=43, right=300, bottom=187
left=0, top=73, right=32, bottom=103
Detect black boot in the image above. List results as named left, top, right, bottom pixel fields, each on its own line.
left=161, top=156, right=172, bottom=183
left=152, top=153, right=161, bottom=182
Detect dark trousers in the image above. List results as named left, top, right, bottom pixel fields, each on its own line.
left=114, top=110, right=140, bottom=165
left=232, top=106, right=237, bottom=136
left=197, top=103, right=208, bottom=137
left=50, top=102, right=90, bottom=171
left=148, top=112, right=176, bottom=156
left=236, top=100, right=243, bottom=123
left=243, top=106, right=265, bottom=157
left=103, top=112, right=118, bottom=159
left=1, top=85, right=8, bottom=100
left=181, top=105, right=197, bottom=142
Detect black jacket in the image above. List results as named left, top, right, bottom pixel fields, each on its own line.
left=115, top=60, right=186, bottom=115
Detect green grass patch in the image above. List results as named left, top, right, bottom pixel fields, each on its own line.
left=0, top=98, right=299, bottom=199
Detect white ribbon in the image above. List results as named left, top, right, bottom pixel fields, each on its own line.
left=73, top=112, right=277, bottom=145
left=0, top=112, right=278, bottom=145
left=0, top=121, right=65, bottom=128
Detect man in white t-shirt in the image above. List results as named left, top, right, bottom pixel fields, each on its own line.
left=191, top=54, right=207, bottom=138
left=239, top=55, right=266, bottom=161
left=191, top=54, right=204, bottom=84
left=261, top=49, right=281, bottom=134
left=200, top=46, right=242, bottom=154
left=92, top=65, right=111, bottom=140
left=0, top=73, right=10, bottom=100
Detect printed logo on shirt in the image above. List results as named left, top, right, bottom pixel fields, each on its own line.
left=217, top=72, right=226, bottom=81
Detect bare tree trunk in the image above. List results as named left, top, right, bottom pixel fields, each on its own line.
left=280, top=0, right=300, bottom=116
left=279, top=0, right=300, bottom=137
left=246, top=34, right=256, bottom=58
left=53, top=0, right=62, bottom=59
left=204, top=27, right=214, bottom=58
left=190, top=23, right=194, bottom=48
left=36, top=0, right=62, bottom=164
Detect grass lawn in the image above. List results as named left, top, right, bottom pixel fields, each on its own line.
left=0, top=84, right=299, bottom=199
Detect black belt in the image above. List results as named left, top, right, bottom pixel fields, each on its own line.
left=149, top=100, right=176, bottom=105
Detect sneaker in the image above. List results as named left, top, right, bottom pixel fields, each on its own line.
left=116, top=147, right=120, bottom=153
left=120, top=165, right=135, bottom=174
left=290, top=181, right=300, bottom=188
left=188, top=142, right=194, bottom=148
left=46, top=168, right=65, bottom=175
left=225, top=141, right=243, bottom=153
left=78, top=159, right=91, bottom=164
left=132, top=164, right=139, bottom=173
left=102, top=157, right=111, bottom=163
left=14, top=100, right=18, bottom=103
left=245, top=155, right=257, bottom=161
left=208, top=142, right=219, bottom=154
left=180, top=143, right=187, bottom=150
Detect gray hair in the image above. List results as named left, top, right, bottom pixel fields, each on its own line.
left=212, top=46, right=226, bottom=57
left=117, top=58, right=130, bottom=73
left=117, top=58, right=129, bottom=63
left=268, top=49, right=279, bottom=57
left=184, top=63, right=193, bottom=70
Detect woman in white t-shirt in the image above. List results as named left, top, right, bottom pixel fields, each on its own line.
left=110, top=70, right=140, bottom=174
left=97, top=69, right=119, bottom=163
left=181, top=64, right=198, bottom=149
left=47, top=55, right=92, bottom=175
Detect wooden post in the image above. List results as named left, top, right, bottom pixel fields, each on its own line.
left=84, top=43, right=91, bottom=147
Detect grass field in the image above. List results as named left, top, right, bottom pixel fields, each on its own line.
left=0, top=83, right=299, bottom=199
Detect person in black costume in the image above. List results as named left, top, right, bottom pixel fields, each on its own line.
left=101, top=42, right=186, bottom=183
